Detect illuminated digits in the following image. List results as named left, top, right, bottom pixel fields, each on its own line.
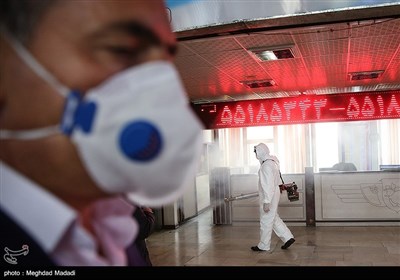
left=377, top=95, right=384, bottom=116
left=313, top=99, right=327, bottom=119
left=299, top=99, right=311, bottom=120
left=211, top=92, right=400, bottom=129
left=283, top=101, right=296, bottom=120
left=220, top=106, right=232, bottom=125
left=387, top=94, right=400, bottom=115
left=248, top=104, right=254, bottom=123
left=234, top=105, right=246, bottom=124
left=270, top=102, right=282, bottom=122
left=361, top=96, right=374, bottom=117
left=347, top=97, right=360, bottom=118
left=256, top=103, right=268, bottom=123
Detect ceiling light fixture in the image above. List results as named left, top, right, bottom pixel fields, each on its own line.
left=248, top=45, right=295, bottom=61
left=348, top=70, right=384, bottom=81
left=241, top=79, right=276, bottom=88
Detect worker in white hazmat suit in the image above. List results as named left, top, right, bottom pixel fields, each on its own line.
left=251, top=143, right=295, bottom=252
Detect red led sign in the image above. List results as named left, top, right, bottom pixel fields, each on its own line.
left=193, top=91, right=400, bottom=129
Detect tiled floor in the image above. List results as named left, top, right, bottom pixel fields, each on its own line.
left=147, top=209, right=400, bottom=266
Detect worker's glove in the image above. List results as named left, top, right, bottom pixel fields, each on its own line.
left=263, top=203, right=270, bottom=213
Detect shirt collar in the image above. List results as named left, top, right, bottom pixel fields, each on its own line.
left=0, top=162, right=76, bottom=253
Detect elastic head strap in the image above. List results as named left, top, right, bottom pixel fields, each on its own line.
left=1, top=29, right=69, bottom=97
left=0, top=125, right=61, bottom=140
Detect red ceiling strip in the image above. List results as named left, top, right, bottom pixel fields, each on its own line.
left=192, top=91, right=400, bottom=129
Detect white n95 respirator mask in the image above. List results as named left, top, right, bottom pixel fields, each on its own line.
left=0, top=32, right=203, bottom=207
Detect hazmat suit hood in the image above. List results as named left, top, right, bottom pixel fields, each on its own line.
left=254, top=143, right=280, bottom=167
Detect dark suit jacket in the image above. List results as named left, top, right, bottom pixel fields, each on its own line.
left=0, top=208, right=55, bottom=266
left=126, top=207, right=155, bottom=266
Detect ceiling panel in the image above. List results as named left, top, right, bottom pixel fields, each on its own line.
left=350, top=18, right=400, bottom=37
left=234, top=33, right=294, bottom=49
left=197, top=49, right=254, bottom=67
left=183, top=37, right=241, bottom=54
left=173, top=6, right=400, bottom=103
left=174, top=55, right=210, bottom=68
left=303, top=54, right=347, bottom=68
left=297, top=39, right=349, bottom=57
left=350, top=34, right=400, bottom=52
left=176, top=44, right=195, bottom=56
left=348, top=52, right=392, bottom=72
left=292, top=23, right=350, bottom=43
left=178, top=66, right=220, bottom=79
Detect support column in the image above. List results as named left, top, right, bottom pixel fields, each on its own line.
left=305, top=167, right=316, bottom=226
left=210, top=167, right=231, bottom=225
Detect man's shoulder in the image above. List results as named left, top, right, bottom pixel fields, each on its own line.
left=0, top=208, right=55, bottom=266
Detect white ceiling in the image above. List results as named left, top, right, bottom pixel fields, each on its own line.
left=173, top=4, right=400, bottom=104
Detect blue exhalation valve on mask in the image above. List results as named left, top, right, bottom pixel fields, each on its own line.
left=61, top=91, right=163, bottom=162
left=61, top=90, right=96, bottom=135
left=119, top=121, right=163, bottom=161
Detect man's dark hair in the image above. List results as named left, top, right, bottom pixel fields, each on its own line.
left=0, top=0, right=55, bottom=44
